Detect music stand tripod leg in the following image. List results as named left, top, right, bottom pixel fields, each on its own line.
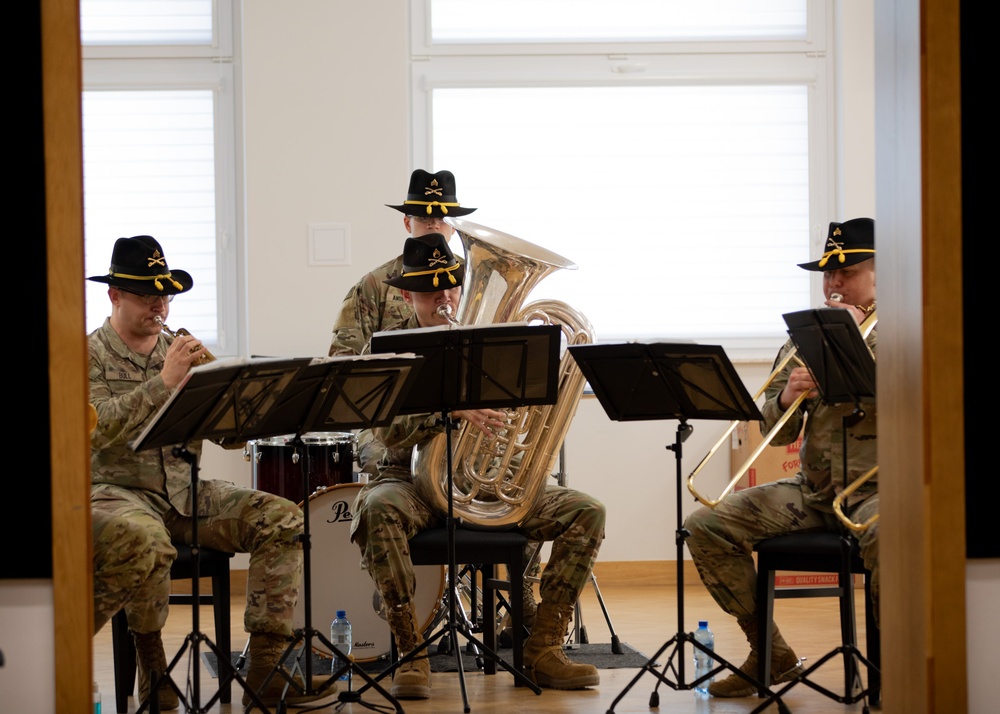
left=132, top=446, right=255, bottom=714
left=355, top=415, right=542, bottom=713
left=260, top=436, right=403, bottom=714
left=606, top=422, right=776, bottom=712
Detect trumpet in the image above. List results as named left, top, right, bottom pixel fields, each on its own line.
left=686, top=298, right=877, bottom=508
left=155, top=316, right=216, bottom=365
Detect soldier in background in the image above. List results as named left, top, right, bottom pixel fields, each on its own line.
left=327, top=168, right=477, bottom=358
left=328, top=169, right=543, bottom=641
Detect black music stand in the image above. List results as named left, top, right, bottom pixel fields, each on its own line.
left=130, top=353, right=422, bottom=714
left=746, top=309, right=878, bottom=714
left=367, top=322, right=560, bottom=712
left=783, top=308, right=876, bottom=404
left=566, top=342, right=776, bottom=712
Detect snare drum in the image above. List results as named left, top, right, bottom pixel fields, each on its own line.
left=295, top=483, right=445, bottom=662
left=248, top=432, right=357, bottom=503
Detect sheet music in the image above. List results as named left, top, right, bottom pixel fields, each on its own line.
left=130, top=353, right=423, bottom=452
left=371, top=320, right=529, bottom=340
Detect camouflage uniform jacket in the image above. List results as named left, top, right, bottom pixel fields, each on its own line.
left=760, top=326, right=878, bottom=510
left=354, top=313, right=441, bottom=477
left=89, top=318, right=206, bottom=516
left=328, top=254, right=413, bottom=357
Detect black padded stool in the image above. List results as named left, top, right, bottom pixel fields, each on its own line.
left=111, top=544, right=234, bottom=713
left=754, top=532, right=880, bottom=707
left=401, top=526, right=529, bottom=682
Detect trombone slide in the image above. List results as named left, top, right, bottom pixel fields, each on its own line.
left=687, top=308, right=877, bottom=509
left=833, top=466, right=879, bottom=532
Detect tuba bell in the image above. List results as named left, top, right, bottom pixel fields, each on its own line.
left=411, top=217, right=595, bottom=529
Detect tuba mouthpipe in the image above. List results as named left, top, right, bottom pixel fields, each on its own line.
left=437, top=304, right=461, bottom=326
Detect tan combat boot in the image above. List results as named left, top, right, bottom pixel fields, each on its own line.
left=499, top=577, right=538, bottom=647
left=708, top=618, right=805, bottom=698
left=522, top=602, right=599, bottom=689
left=132, top=630, right=179, bottom=711
left=387, top=603, right=431, bottom=699
left=242, top=632, right=336, bottom=710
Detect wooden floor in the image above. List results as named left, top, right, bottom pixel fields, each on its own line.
left=93, top=574, right=878, bottom=714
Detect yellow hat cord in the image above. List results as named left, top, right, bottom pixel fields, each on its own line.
left=400, top=263, right=460, bottom=288
left=817, top=248, right=875, bottom=269
left=403, top=200, right=461, bottom=215
left=109, top=271, right=184, bottom=292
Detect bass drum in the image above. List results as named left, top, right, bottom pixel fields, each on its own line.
left=294, top=483, right=445, bottom=662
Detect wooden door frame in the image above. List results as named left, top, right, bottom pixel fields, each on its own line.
left=42, top=1, right=92, bottom=712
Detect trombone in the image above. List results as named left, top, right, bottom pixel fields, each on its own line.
left=686, top=305, right=878, bottom=509
left=833, top=466, right=879, bottom=532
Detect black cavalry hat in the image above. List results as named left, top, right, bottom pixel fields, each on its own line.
left=385, top=169, right=477, bottom=217
left=383, top=233, right=465, bottom=292
left=798, top=217, right=876, bottom=272
left=87, top=235, right=193, bottom=295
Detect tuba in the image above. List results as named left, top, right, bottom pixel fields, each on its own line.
left=411, top=217, right=595, bottom=529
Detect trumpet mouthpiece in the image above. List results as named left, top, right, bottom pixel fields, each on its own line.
left=830, top=293, right=843, bottom=302
left=154, top=316, right=164, bottom=326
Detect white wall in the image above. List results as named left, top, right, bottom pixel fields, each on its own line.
left=212, top=0, right=874, bottom=567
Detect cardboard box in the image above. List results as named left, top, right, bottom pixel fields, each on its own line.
left=731, top=420, right=802, bottom=491
left=731, top=422, right=855, bottom=589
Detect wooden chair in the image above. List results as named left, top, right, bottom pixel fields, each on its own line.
left=110, top=544, right=234, bottom=713
left=753, top=532, right=880, bottom=707
left=397, top=526, right=529, bottom=682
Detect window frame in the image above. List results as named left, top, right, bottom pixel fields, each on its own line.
left=80, top=0, right=244, bottom=358
left=408, top=0, right=837, bottom=362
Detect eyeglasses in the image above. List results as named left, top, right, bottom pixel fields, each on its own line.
left=118, top=288, right=174, bottom=305
left=412, top=215, right=445, bottom=225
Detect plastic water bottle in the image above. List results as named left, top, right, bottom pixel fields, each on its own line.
left=330, top=610, right=352, bottom=681
left=693, top=620, right=715, bottom=698
left=93, top=681, right=102, bottom=714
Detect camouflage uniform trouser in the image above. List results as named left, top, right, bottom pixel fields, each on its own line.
left=91, top=481, right=304, bottom=636
left=351, top=477, right=606, bottom=615
left=683, top=474, right=879, bottom=627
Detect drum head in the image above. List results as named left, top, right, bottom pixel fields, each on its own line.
left=293, top=483, right=444, bottom=662
left=300, top=431, right=355, bottom=446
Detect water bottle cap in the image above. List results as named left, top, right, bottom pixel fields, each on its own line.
left=698, top=620, right=708, bottom=627
left=336, top=610, right=347, bottom=618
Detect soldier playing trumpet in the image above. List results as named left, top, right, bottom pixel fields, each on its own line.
left=683, top=218, right=880, bottom=697
left=87, top=235, right=332, bottom=710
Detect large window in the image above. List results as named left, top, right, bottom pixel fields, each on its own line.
left=411, top=0, right=833, bottom=360
left=81, top=0, right=241, bottom=355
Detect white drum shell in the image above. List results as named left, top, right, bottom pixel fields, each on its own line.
left=294, top=483, right=444, bottom=662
